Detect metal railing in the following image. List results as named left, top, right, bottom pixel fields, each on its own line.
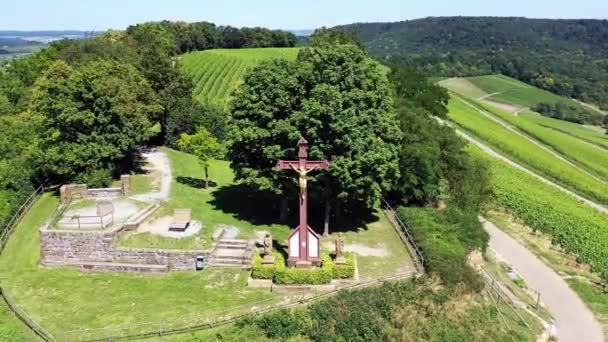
left=381, top=198, right=425, bottom=273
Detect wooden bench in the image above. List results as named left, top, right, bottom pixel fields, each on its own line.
left=169, top=208, right=191, bottom=232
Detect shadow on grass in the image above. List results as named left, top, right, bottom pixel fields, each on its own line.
left=208, top=184, right=289, bottom=226
left=176, top=176, right=217, bottom=189
left=208, top=183, right=380, bottom=234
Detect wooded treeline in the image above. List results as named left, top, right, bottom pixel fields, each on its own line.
left=337, top=17, right=608, bottom=113
left=0, top=20, right=289, bottom=228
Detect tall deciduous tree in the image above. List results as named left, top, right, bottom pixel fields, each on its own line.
left=177, top=127, right=224, bottom=189
left=229, top=46, right=400, bottom=234
left=31, top=60, right=161, bottom=183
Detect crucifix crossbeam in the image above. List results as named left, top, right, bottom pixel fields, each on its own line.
left=276, top=137, right=329, bottom=267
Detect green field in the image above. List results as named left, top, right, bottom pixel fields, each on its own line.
left=467, top=75, right=579, bottom=108
left=180, top=48, right=300, bottom=107
left=470, top=144, right=608, bottom=281
left=519, top=111, right=608, bottom=149
left=464, top=97, right=608, bottom=180
left=448, top=98, right=608, bottom=204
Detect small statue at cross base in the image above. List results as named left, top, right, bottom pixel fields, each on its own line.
left=262, top=233, right=275, bottom=264
left=335, top=233, right=346, bottom=264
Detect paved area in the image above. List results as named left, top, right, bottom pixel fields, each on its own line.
left=483, top=218, right=603, bottom=342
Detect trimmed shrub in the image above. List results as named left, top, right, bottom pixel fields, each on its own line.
left=330, top=253, right=355, bottom=279
left=251, top=252, right=354, bottom=284
left=274, top=266, right=332, bottom=285
left=251, top=253, right=285, bottom=279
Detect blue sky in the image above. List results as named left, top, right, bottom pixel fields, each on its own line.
left=2, top=0, right=607, bottom=31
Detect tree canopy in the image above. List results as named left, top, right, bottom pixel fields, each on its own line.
left=31, top=60, right=161, bottom=183
left=229, top=45, right=400, bottom=232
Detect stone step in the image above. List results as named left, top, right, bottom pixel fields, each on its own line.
left=217, top=239, right=248, bottom=246
left=216, top=243, right=248, bottom=250
left=79, top=261, right=168, bottom=273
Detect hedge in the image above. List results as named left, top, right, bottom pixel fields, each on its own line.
left=251, top=252, right=355, bottom=284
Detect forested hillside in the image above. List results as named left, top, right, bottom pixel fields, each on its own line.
left=336, top=17, right=608, bottom=111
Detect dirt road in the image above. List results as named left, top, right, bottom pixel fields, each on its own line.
left=483, top=219, right=603, bottom=342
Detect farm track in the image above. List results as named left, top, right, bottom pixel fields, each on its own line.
left=456, top=96, right=608, bottom=184
left=436, top=117, right=608, bottom=215
left=483, top=218, right=604, bottom=342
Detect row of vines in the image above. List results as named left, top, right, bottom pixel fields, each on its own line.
left=447, top=98, right=608, bottom=205
left=470, top=146, right=608, bottom=280
left=468, top=97, right=608, bottom=179
left=180, top=48, right=299, bottom=108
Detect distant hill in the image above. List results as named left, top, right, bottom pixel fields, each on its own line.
left=336, top=17, right=608, bottom=111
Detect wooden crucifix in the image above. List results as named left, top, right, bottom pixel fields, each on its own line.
left=277, top=137, right=329, bottom=268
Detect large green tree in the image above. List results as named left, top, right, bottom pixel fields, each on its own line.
left=31, top=60, right=161, bottom=183
left=229, top=46, right=400, bottom=234
left=389, top=66, right=490, bottom=210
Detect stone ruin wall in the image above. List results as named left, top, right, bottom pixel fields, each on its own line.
left=59, top=175, right=131, bottom=204
left=40, top=225, right=210, bottom=271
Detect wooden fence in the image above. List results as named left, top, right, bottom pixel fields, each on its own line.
left=381, top=198, right=425, bottom=273
left=0, top=184, right=57, bottom=341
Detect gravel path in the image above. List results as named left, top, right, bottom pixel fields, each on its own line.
left=483, top=218, right=604, bottom=342
left=129, top=149, right=172, bottom=203
left=437, top=117, right=608, bottom=214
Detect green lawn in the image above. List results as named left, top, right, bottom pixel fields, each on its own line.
left=119, top=148, right=291, bottom=249
left=0, top=193, right=280, bottom=336
left=120, top=148, right=412, bottom=279
left=0, top=147, right=413, bottom=337
left=448, top=98, right=608, bottom=204
left=0, top=300, right=35, bottom=341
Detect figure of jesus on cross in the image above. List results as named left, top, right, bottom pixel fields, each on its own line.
left=277, top=137, right=329, bottom=268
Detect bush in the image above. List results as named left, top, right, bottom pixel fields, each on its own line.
left=74, top=168, right=113, bottom=187
left=398, top=207, right=486, bottom=291
left=251, top=253, right=285, bottom=279
left=251, top=252, right=354, bottom=284
left=330, top=253, right=355, bottom=279
left=274, top=265, right=332, bottom=285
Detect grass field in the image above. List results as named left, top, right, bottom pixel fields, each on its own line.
left=465, top=97, right=608, bottom=180
left=448, top=98, right=608, bottom=204
left=0, top=148, right=412, bottom=337
left=180, top=48, right=299, bottom=107
left=467, top=75, right=579, bottom=109
left=519, top=111, right=608, bottom=149
left=0, top=301, right=34, bottom=341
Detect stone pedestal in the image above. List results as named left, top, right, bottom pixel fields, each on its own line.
left=334, top=256, right=346, bottom=265
left=262, top=254, right=275, bottom=264
left=295, top=260, right=313, bottom=269
left=121, top=175, right=131, bottom=195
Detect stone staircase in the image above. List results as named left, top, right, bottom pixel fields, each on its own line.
left=208, top=239, right=253, bottom=270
